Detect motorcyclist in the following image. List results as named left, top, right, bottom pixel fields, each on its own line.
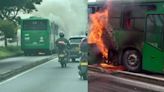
left=55, top=31, right=70, bottom=67
left=79, top=32, right=88, bottom=53
left=78, top=32, right=88, bottom=79
left=55, top=31, right=70, bottom=54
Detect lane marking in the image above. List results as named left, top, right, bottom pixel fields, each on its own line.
left=0, top=58, right=58, bottom=85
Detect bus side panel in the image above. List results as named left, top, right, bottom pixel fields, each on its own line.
left=109, top=3, right=145, bottom=51
left=115, top=31, right=144, bottom=50
left=143, top=43, right=164, bottom=73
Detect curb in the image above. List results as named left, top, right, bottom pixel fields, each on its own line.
left=89, top=71, right=164, bottom=92
left=0, top=55, right=56, bottom=82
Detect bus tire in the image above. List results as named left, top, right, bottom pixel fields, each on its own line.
left=24, top=53, right=28, bottom=56
left=123, top=50, right=141, bottom=72
left=24, top=51, right=29, bottom=56
left=45, top=50, right=52, bottom=55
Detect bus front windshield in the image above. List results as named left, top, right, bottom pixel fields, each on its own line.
left=146, top=15, right=164, bottom=50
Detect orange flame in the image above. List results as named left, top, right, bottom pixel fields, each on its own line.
left=100, top=62, right=126, bottom=72
left=88, top=4, right=126, bottom=72
left=100, top=63, right=115, bottom=68
left=88, top=9, right=109, bottom=59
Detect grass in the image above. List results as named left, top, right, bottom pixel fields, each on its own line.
left=0, top=46, right=23, bottom=59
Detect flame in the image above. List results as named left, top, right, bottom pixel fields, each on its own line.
left=88, top=9, right=109, bottom=60
left=100, top=63, right=114, bottom=68
left=100, top=63, right=126, bottom=72
left=88, top=3, right=126, bottom=72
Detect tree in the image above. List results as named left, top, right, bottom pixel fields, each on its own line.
left=0, top=20, right=17, bottom=47
left=0, top=0, right=42, bottom=22
left=0, top=0, right=42, bottom=46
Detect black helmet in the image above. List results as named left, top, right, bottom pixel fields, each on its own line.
left=85, top=31, right=88, bottom=36
left=59, top=31, right=64, bottom=37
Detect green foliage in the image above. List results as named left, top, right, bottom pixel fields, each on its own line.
left=0, top=20, right=17, bottom=38
left=0, top=0, right=42, bottom=22
left=0, top=20, right=18, bottom=46
left=0, top=46, right=23, bottom=59
left=0, top=0, right=42, bottom=46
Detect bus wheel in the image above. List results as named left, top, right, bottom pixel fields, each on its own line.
left=24, top=53, right=28, bottom=56
left=45, top=51, right=52, bottom=55
left=24, top=51, right=29, bottom=56
left=123, top=50, right=141, bottom=72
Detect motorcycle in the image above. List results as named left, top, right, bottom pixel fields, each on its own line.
left=58, top=50, right=68, bottom=68
left=78, top=53, right=88, bottom=80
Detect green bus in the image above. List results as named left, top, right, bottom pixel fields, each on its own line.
left=21, top=16, right=57, bottom=55
left=88, top=0, right=164, bottom=73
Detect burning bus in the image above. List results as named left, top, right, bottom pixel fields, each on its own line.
left=88, top=0, right=164, bottom=73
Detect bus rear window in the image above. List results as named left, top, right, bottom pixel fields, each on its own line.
left=22, top=20, right=48, bottom=30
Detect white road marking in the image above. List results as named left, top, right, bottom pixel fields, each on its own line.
left=0, top=58, right=58, bottom=85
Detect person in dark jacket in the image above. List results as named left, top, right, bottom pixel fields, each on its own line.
left=79, top=32, right=88, bottom=53
left=55, top=31, right=70, bottom=54
left=79, top=37, right=88, bottom=53
left=78, top=32, right=88, bottom=76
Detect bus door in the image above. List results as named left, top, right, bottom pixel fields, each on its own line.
left=143, top=14, right=164, bottom=73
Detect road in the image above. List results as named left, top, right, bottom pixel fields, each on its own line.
left=0, top=56, right=52, bottom=74
left=88, top=71, right=160, bottom=92
left=0, top=58, right=87, bottom=92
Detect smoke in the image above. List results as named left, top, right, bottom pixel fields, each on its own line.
left=32, top=0, right=87, bottom=38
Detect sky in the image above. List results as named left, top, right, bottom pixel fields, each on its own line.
left=19, top=0, right=88, bottom=38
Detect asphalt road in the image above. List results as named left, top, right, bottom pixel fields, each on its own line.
left=0, top=56, right=53, bottom=74
left=88, top=71, right=158, bottom=92
left=0, top=58, right=87, bottom=92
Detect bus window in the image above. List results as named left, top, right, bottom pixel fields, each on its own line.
left=122, top=6, right=145, bottom=31
left=123, top=11, right=132, bottom=30
left=88, top=6, right=101, bottom=14
left=146, top=15, right=164, bottom=50
left=88, top=7, right=95, bottom=14
left=23, top=20, right=48, bottom=30
left=109, top=5, right=122, bottom=30
left=88, top=5, right=103, bottom=25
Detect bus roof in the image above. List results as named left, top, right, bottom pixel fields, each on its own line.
left=22, top=16, right=48, bottom=20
